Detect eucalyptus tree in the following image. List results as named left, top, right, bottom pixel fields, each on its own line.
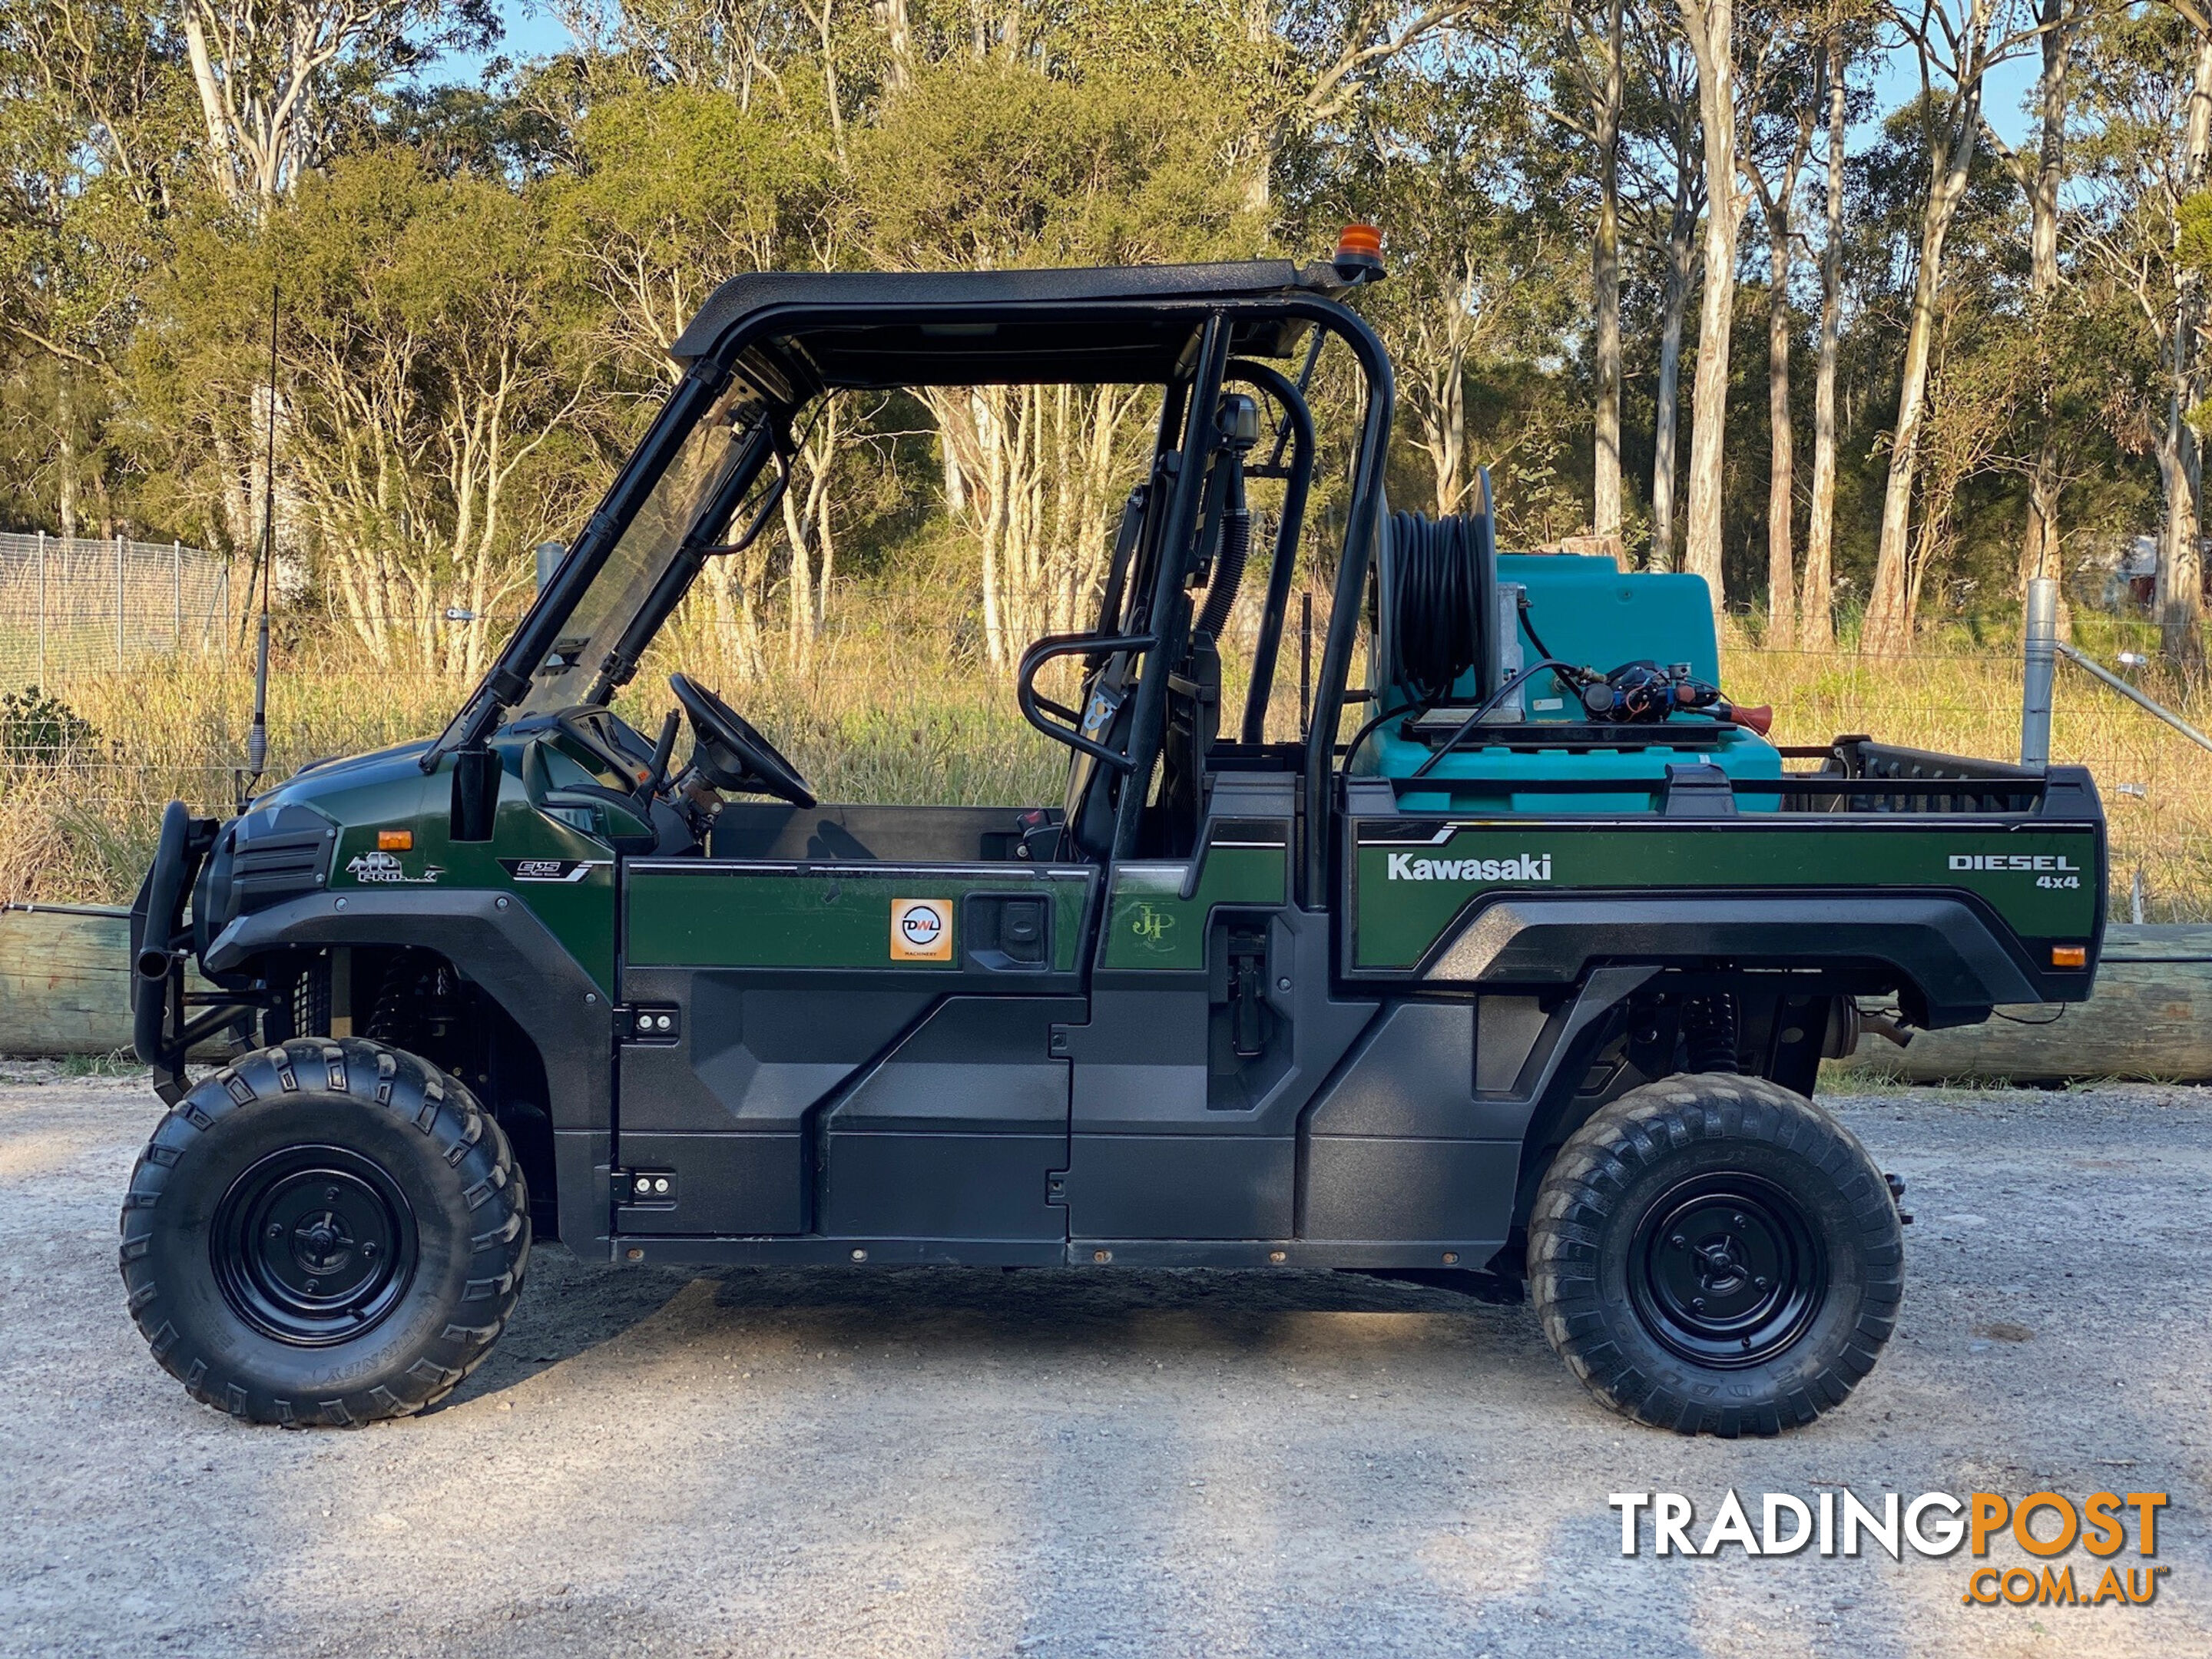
left=855, top=50, right=1261, bottom=668
left=0, top=0, right=200, bottom=537
left=1520, top=0, right=1633, bottom=546
left=2067, top=2, right=2211, bottom=664
left=179, top=0, right=497, bottom=212
left=1674, top=0, right=1747, bottom=616
left=1859, top=0, right=2048, bottom=654
left=1801, top=2, right=1881, bottom=645
left=1618, top=14, right=1704, bottom=571
left=1343, top=43, right=1579, bottom=518
left=1738, top=2, right=1830, bottom=644
left=141, top=151, right=597, bottom=673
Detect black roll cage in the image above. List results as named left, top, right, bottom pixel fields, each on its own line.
left=428, top=284, right=1395, bottom=909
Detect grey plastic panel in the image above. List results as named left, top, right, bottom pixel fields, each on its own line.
left=830, top=997, right=1079, bottom=1135
left=618, top=977, right=935, bottom=1134
left=1302, top=1137, right=1519, bottom=1243
left=1423, top=892, right=2043, bottom=1025
left=615, top=1131, right=803, bottom=1234
left=1063, top=1134, right=1295, bottom=1239
left=822, top=1132, right=1066, bottom=1239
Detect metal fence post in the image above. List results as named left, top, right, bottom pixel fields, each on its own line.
left=35, top=528, right=46, bottom=687
left=173, top=539, right=182, bottom=650
left=2021, top=576, right=2058, bottom=767
left=115, top=533, right=126, bottom=671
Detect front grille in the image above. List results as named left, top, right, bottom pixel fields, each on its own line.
left=230, top=815, right=335, bottom=907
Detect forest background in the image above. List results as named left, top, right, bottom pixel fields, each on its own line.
left=2, top=0, right=2209, bottom=918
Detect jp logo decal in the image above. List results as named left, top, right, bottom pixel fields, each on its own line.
left=890, top=897, right=952, bottom=961
left=1129, top=902, right=1176, bottom=949
left=345, top=849, right=444, bottom=885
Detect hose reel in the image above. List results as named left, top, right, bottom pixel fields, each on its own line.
left=1373, top=470, right=1502, bottom=704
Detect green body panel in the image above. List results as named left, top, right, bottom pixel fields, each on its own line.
left=279, top=740, right=620, bottom=992
left=1350, top=818, right=2101, bottom=972
left=1099, top=844, right=1289, bottom=972
left=625, top=864, right=1093, bottom=972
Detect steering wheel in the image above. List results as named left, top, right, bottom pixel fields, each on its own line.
left=667, top=674, right=816, bottom=808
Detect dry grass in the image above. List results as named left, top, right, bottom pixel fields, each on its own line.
left=3, top=583, right=2207, bottom=920
left=0, top=588, right=1067, bottom=905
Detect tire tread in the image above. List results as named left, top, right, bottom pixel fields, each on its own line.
left=118, top=1038, right=530, bottom=1427
left=1528, top=1071, right=1903, bottom=1439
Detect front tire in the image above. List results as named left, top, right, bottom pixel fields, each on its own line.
left=1528, top=1073, right=1902, bottom=1437
left=120, top=1038, right=529, bottom=1426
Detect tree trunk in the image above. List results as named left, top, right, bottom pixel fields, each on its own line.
left=882, top=0, right=912, bottom=92
left=55, top=368, right=78, bottom=541
left=2018, top=0, right=2070, bottom=594
left=1678, top=0, right=1742, bottom=617
left=180, top=8, right=239, bottom=205
left=2158, top=31, right=2212, bottom=668
left=1802, top=46, right=1845, bottom=649
left=810, top=0, right=846, bottom=166
left=780, top=484, right=814, bottom=671
left=1765, top=204, right=1796, bottom=645
left=1863, top=69, right=1985, bottom=656
left=1651, top=197, right=1697, bottom=574
left=1592, top=0, right=1626, bottom=543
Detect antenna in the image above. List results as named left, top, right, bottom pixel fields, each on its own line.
left=240, top=286, right=276, bottom=810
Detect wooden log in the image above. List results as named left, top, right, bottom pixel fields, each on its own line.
left=1884, top=924, right=2212, bottom=1083
left=0, top=903, right=224, bottom=1058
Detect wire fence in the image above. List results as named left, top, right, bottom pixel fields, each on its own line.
left=0, top=531, right=233, bottom=689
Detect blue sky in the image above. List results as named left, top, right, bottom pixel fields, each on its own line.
left=429, top=3, right=2045, bottom=154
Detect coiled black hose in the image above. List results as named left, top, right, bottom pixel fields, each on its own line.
left=1194, top=502, right=1250, bottom=641
left=1386, top=510, right=1486, bottom=701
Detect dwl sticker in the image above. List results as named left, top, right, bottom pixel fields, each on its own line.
left=890, top=897, right=953, bottom=962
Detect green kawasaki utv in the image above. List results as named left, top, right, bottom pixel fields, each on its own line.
left=127, top=244, right=2105, bottom=1435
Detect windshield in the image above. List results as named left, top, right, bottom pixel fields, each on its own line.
left=516, top=378, right=763, bottom=717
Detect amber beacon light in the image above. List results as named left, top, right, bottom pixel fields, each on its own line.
left=1334, top=223, right=1386, bottom=281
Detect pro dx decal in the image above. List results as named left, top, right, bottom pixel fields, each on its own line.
left=1386, top=852, right=1552, bottom=882
left=345, top=850, right=444, bottom=885
left=498, top=857, right=609, bottom=883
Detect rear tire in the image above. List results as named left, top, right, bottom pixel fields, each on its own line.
left=1528, top=1072, right=1901, bottom=1437
left=119, top=1038, right=529, bottom=1426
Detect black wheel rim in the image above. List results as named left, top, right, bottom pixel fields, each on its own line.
left=211, top=1146, right=419, bottom=1346
left=1628, top=1172, right=1827, bottom=1369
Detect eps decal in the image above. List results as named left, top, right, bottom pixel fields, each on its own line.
left=498, top=857, right=609, bottom=883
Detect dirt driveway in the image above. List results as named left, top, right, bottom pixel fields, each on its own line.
left=3, top=1071, right=2207, bottom=1659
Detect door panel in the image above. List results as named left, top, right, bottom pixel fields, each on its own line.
left=617, top=856, right=1094, bottom=1240
left=1063, top=777, right=1316, bottom=1241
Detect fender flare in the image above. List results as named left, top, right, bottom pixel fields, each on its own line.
left=205, top=889, right=613, bottom=1250
left=1416, top=892, right=2049, bottom=1028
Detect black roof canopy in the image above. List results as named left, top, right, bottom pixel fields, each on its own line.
left=669, top=260, right=1338, bottom=393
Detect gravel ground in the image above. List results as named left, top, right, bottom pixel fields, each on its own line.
left=2, top=1068, right=2207, bottom=1659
